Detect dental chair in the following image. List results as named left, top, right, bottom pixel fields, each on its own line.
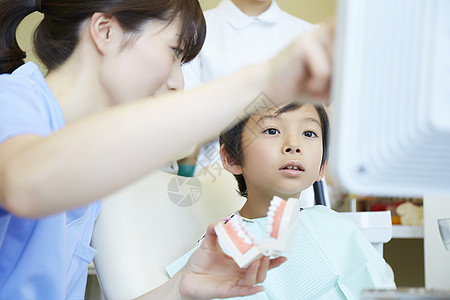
left=91, top=168, right=246, bottom=300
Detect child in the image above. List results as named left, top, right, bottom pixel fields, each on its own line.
left=167, top=102, right=390, bottom=299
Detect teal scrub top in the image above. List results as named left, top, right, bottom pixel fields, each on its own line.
left=0, top=62, right=101, bottom=300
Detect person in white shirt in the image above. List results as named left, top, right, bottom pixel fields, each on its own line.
left=183, top=0, right=314, bottom=89
left=181, top=0, right=329, bottom=208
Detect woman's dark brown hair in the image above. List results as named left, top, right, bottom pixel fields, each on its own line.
left=0, top=0, right=206, bottom=74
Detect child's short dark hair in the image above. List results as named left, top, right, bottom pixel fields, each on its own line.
left=219, top=103, right=329, bottom=198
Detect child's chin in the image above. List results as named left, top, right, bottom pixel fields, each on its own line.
left=275, top=190, right=302, bottom=199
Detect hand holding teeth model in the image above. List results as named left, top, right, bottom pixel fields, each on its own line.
left=214, top=196, right=300, bottom=268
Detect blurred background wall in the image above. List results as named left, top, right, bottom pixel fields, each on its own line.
left=198, top=0, right=336, bottom=24
left=18, top=0, right=336, bottom=73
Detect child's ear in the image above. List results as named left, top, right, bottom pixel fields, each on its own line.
left=220, top=145, right=243, bottom=175
left=316, top=161, right=327, bottom=181
left=89, top=12, right=124, bottom=55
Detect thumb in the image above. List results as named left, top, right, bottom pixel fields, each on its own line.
left=201, top=223, right=220, bottom=249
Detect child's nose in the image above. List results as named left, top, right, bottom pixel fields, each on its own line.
left=284, top=144, right=301, bottom=154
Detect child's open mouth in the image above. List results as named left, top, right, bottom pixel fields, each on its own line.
left=279, top=161, right=304, bottom=176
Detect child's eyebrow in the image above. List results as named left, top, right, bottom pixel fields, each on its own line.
left=256, top=114, right=321, bottom=127
left=255, top=114, right=278, bottom=124
left=302, top=117, right=321, bottom=127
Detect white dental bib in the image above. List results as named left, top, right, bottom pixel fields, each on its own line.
left=166, top=205, right=388, bottom=300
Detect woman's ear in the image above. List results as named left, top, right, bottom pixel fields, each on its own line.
left=89, top=12, right=124, bottom=55
left=220, top=145, right=243, bottom=175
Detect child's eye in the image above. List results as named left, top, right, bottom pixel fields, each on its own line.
left=264, top=128, right=280, bottom=135
left=303, top=131, right=318, bottom=138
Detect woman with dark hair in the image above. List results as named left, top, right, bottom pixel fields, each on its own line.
left=0, top=0, right=333, bottom=298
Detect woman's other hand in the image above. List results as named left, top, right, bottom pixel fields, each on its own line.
left=266, top=19, right=335, bottom=105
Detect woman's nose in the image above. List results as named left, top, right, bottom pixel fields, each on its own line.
left=167, top=63, right=184, bottom=91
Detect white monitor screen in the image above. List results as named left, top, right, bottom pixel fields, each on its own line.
left=329, top=0, right=450, bottom=197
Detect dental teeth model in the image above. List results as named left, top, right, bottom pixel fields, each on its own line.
left=214, top=196, right=300, bottom=268
left=214, top=215, right=263, bottom=268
